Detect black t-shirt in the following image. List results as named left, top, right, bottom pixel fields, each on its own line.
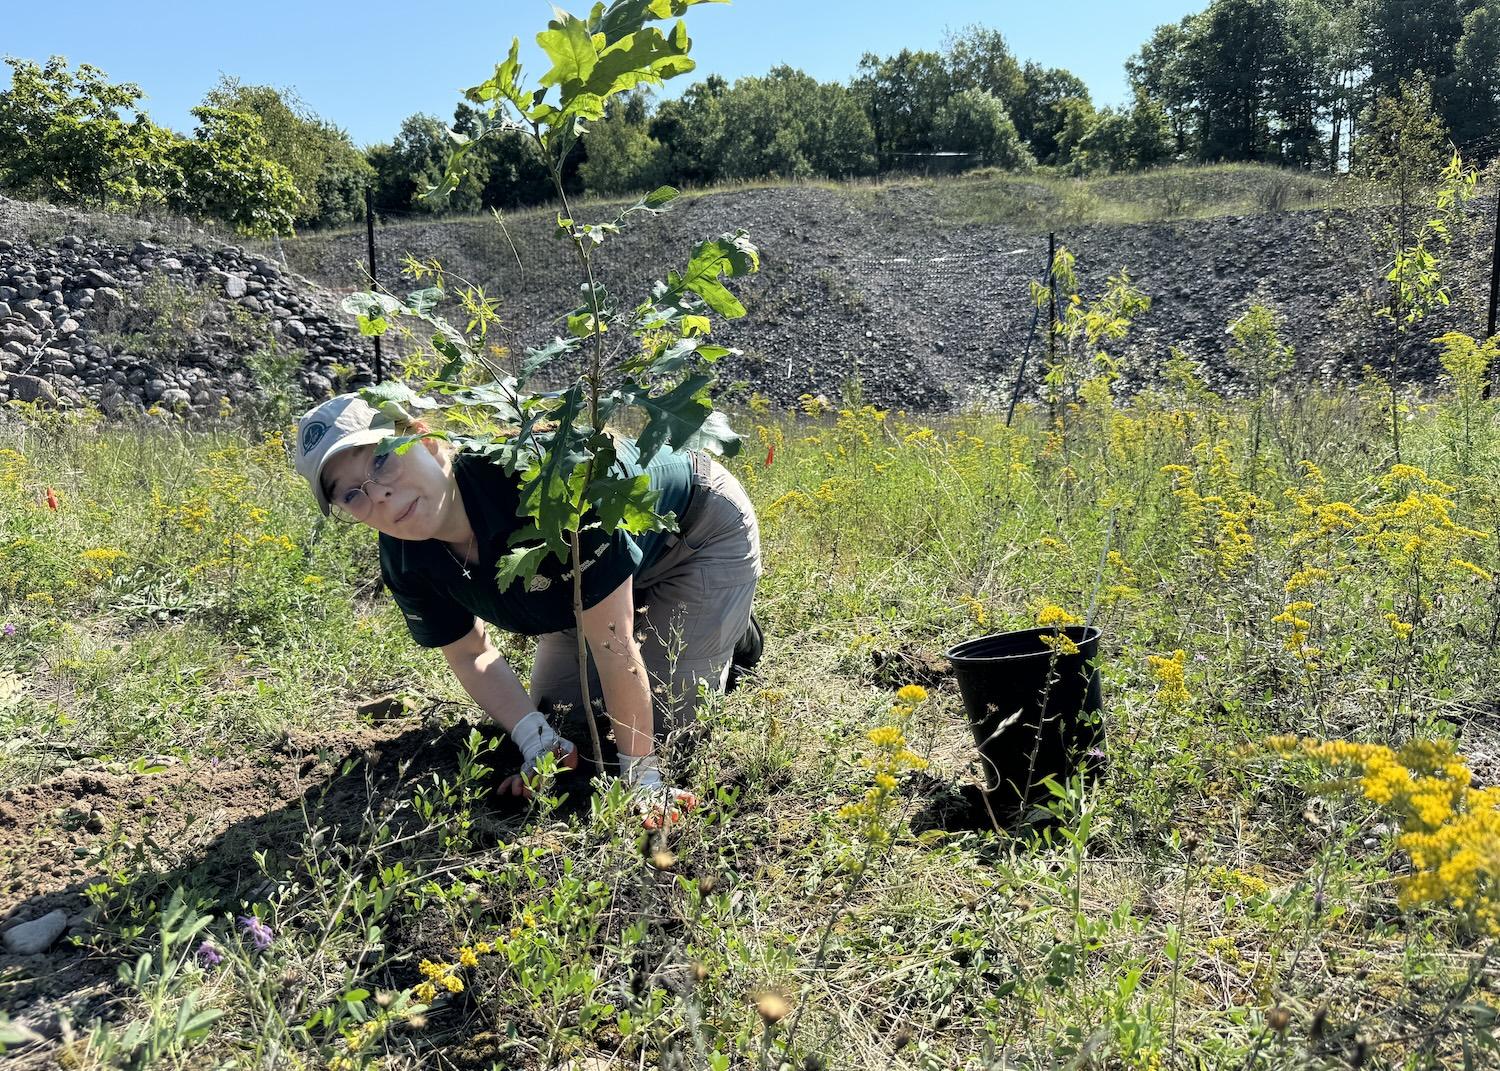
left=379, top=443, right=694, bottom=647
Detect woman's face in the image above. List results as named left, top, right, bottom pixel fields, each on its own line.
left=320, top=438, right=461, bottom=540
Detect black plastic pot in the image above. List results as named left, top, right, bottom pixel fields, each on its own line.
left=945, top=626, right=1104, bottom=821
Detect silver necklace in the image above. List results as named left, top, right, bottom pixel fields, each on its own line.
left=446, top=533, right=477, bottom=580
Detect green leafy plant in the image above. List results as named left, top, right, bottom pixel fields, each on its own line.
left=1373, top=151, right=1478, bottom=461
left=81, top=889, right=223, bottom=1069
left=340, top=0, right=755, bottom=772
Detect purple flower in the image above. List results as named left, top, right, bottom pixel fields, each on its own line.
left=239, top=915, right=274, bottom=952
left=197, top=940, right=223, bottom=967
left=2, top=623, right=14, bottom=638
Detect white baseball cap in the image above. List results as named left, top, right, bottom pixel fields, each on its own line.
left=294, top=393, right=396, bottom=515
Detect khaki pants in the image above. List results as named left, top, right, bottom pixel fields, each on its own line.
left=529, top=452, right=761, bottom=753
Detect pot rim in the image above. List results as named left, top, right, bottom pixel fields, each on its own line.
left=945, top=625, right=1103, bottom=665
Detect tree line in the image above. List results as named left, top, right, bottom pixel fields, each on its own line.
left=0, top=0, right=1495, bottom=235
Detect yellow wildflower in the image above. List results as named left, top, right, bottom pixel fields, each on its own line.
left=1035, top=604, right=1081, bottom=628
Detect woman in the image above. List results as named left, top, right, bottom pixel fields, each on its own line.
left=293, top=392, right=762, bottom=826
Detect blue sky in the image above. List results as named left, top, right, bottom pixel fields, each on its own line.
left=2, top=1, right=1200, bottom=148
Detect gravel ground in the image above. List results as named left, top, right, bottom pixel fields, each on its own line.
left=287, top=182, right=1499, bottom=410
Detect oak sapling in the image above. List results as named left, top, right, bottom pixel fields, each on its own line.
left=338, top=0, right=757, bottom=775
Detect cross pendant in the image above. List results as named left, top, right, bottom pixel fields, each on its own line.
left=460, top=565, right=472, bottom=580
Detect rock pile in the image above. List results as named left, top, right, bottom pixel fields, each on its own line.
left=0, top=225, right=373, bottom=417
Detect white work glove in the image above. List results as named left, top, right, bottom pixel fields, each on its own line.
left=498, top=710, right=579, bottom=798
left=618, top=752, right=698, bottom=829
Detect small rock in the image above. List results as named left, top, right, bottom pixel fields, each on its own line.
left=92, top=287, right=125, bottom=315
left=160, top=387, right=191, bottom=410
left=222, top=274, right=247, bottom=299
left=357, top=695, right=411, bottom=722
left=2, top=909, right=68, bottom=955
left=0, top=323, right=38, bottom=347
left=82, top=268, right=120, bottom=289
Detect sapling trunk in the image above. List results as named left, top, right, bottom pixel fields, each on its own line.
left=553, top=174, right=610, bottom=778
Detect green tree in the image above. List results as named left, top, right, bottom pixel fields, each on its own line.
left=578, top=95, right=670, bottom=194
left=1364, top=0, right=1465, bottom=102
left=851, top=49, right=952, bottom=163
left=1447, top=5, right=1500, bottom=154
left=1080, top=92, right=1174, bottom=173
left=649, top=75, right=727, bottom=186
left=454, top=103, right=553, bottom=208
left=1187, top=0, right=1279, bottom=161
left=0, top=56, right=175, bottom=207
left=201, top=78, right=373, bottom=229
left=1052, top=97, right=1099, bottom=173
left=1353, top=78, right=1450, bottom=187
left=933, top=88, right=1032, bottom=169
left=718, top=67, right=875, bottom=180
left=1128, top=20, right=1198, bottom=156
left=169, top=107, right=300, bottom=237
left=1012, top=62, right=1093, bottom=165
left=943, top=25, right=1025, bottom=109
left=1263, top=0, right=1337, bottom=166
left=370, top=114, right=487, bottom=217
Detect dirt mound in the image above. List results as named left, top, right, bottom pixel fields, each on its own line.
left=286, top=183, right=1498, bottom=410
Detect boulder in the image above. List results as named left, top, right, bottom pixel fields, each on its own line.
left=8, top=373, right=60, bottom=406
left=82, top=268, right=120, bottom=289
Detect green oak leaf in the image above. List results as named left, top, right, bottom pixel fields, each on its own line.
left=623, top=373, right=715, bottom=464
left=679, top=408, right=742, bottom=457
left=522, top=337, right=581, bottom=383
left=537, top=13, right=599, bottom=91
left=465, top=39, right=529, bottom=112
left=408, top=287, right=443, bottom=314
left=495, top=542, right=552, bottom=592
left=587, top=472, right=661, bottom=534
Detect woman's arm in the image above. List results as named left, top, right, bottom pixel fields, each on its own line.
left=441, top=617, right=535, bottom=732
left=580, top=576, right=655, bottom=759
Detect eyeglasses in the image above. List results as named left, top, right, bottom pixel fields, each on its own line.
left=328, top=448, right=400, bottom=523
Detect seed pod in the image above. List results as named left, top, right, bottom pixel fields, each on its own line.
left=698, top=874, right=718, bottom=894
left=1266, top=1006, right=1291, bottom=1033
left=692, top=961, right=710, bottom=984
left=755, top=992, right=790, bottom=1024
left=651, top=849, right=677, bottom=871
left=892, top=1026, right=913, bottom=1051
left=1350, top=1038, right=1368, bottom=1067
left=1310, top=1005, right=1328, bottom=1041
left=374, top=991, right=393, bottom=1008
left=802, top=1057, right=826, bottom=1071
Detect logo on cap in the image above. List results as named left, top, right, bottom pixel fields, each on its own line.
left=301, top=421, right=329, bottom=456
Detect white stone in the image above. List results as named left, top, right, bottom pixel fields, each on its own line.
left=3, top=909, right=68, bottom=955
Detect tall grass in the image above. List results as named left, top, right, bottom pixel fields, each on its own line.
left=4, top=358, right=1500, bottom=1067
